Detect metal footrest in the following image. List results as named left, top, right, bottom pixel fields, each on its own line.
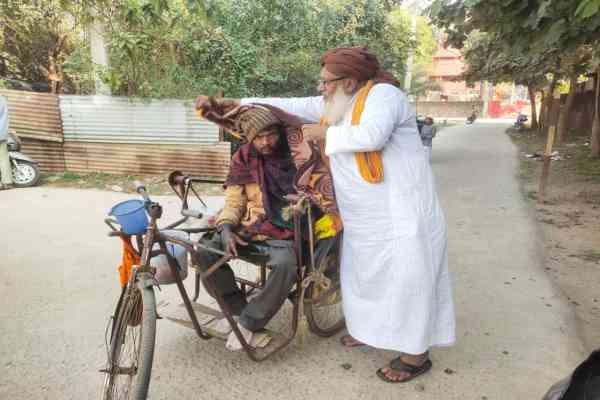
left=159, top=301, right=287, bottom=353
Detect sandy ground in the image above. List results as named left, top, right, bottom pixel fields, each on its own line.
left=0, top=123, right=587, bottom=399
left=509, top=129, right=600, bottom=352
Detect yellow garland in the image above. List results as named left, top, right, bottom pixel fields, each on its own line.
left=321, top=80, right=383, bottom=183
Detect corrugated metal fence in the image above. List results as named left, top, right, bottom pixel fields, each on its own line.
left=63, top=141, right=230, bottom=179
left=1, top=89, right=230, bottom=180
left=0, top=89, right=66, bottom=172
left=60, top=95, right=218, bottom=144
left=0, top=89, right=63, bottom=142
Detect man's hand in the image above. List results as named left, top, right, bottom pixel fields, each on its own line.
left=219, top=224, right=248, bottom=257
left=194, top=96, right=240, bottom=116
left=194, top=95, right=211, bottom=114
left=302, top=124, right=328, bottom=142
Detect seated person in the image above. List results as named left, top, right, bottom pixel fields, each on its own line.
left=197, top=107, right=299, bottom=351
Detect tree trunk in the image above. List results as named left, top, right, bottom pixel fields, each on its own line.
left=557, top=73, right=577, bottom=143
left=46, top=34, right=68, bottom=94
left=591, top=68, right=600, bottom=157
left=538, top=90, right=546, bottom=134
left=540, top=76, right=559, bottom=135
left=47, top=49, right=60, bottom=94
left=528, top=84, right=538, bottom=131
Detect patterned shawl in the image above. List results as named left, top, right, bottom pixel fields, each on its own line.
left=225, top=139, right=297, bottom=239
left=200, top=101, right=340, bottom=220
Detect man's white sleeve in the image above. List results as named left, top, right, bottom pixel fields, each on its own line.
left=241, top=96, right=324, bottom=122
left=325, top=84, right=409, bottom=155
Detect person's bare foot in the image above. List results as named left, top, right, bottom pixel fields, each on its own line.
left=339, top=334, right=366, bottom=347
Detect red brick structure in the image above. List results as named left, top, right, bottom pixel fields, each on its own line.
left=427, top=46, right=480, bottom=101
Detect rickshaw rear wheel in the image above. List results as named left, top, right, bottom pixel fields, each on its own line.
left=101, top=280, right=156, bottom=400
left=304, top=239, right=345, bottom=337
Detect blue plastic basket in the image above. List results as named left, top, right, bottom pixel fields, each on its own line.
left=109, top=199, right=149, bottom=235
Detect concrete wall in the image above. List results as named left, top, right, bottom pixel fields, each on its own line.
left=410, top=101, right=484, bottom=118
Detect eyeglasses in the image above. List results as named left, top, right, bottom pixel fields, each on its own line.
left=317, top=76, right=347, bottom=87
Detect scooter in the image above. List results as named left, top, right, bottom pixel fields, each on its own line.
left=514, top=113, right=528, bottom=130
left=466, top=111, right=477, bottom=124
left=5, top=130, right=41, bottom=187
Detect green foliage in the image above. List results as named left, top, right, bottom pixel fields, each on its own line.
left=3, top=0, right=425, bottom=98
left=430, top=0, right=600, bottom=145
left=577, top=0, right=600, bottom=19
left=97, top=0, right=417, bottom=98
left=62, top=36, right=95, bottom=94
left=430, top=0, right=600, bottom=97
left=383, top=8, right=413, bottom=80
left=409, top=64, right=441, bottom=98
left=1, top=2, right=67, bottom=82
left=414, top=16, right=437, bottom=68
left=430, top=0, right=600, bottom=71
left=0, top=1, right=96, bottom=92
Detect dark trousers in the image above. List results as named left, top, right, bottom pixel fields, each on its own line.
left=197, top=232, right=298, bottom=332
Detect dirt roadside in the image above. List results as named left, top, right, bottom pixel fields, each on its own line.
left=39, top=170, right=223, bottom=196
left=508, top=128, right=600, bottom=351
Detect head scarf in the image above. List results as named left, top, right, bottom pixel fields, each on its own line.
left=234, top=107, right=280, bottom=143
left=320, top=46, right=401, bottom=87
left=199, top=99, right=341, bottom=233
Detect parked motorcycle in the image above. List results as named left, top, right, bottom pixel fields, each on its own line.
left=466, top=111, right=477, bottom=124
left=5, top=130, right=40, bottom=187
left=514, top=113, right=528, bottom=130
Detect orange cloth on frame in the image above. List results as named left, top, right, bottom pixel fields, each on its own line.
left=118, top=236, right=140, bottom=287
left=321, top=80, right=383, bottom=183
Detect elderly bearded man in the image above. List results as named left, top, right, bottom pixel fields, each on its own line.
left=196, top=47, right=455, bottom=382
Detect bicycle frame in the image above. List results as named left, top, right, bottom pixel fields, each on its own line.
left=106, top=174, right=318, bottom=361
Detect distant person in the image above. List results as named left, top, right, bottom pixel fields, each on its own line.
left=514, top=113, right=528, bottom=130
left=0, top=96, right=13, bottom=190
left=466, top=107, right=477, bottom=124
left=419, top=116, right=436, bottom=161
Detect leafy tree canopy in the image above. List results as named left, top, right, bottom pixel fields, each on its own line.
left=1, top=0, right=438, bottom=98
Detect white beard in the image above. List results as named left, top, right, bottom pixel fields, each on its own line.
left=323, top=86, right=353, bottom=125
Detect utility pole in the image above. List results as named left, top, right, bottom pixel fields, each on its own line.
left=404, top=13, right=418, bottom=94
left=88, top=9, right=111, bottom=95
left=403, top=0, right=419, bottom=94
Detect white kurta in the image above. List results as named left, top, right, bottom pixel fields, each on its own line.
left=243, top=84, right=455, bottom=354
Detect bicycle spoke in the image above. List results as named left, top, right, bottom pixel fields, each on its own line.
left=101, top=288, right=145, bottom=400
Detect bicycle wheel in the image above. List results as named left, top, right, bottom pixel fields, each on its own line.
left=304, top=238, right=345, bottom=337
left=101, top=279, right=156, bottom=400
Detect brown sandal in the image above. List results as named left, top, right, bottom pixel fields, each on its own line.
left=339, top=334, right=366, bottom=348
left=376, top=356, right=432, bottom=383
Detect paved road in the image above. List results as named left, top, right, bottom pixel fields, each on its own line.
left=0, top=123, right=586, bottom=399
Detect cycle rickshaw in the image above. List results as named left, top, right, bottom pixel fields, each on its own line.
left=100, top=171, right=345, bottom=400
